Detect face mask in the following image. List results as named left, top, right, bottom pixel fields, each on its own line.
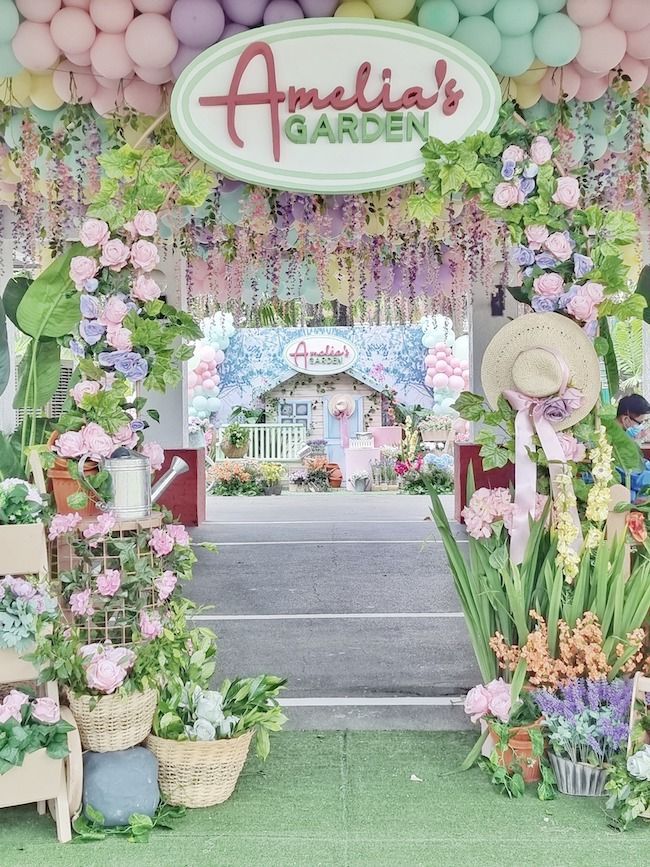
left=627, top=425, right=643, bottom=439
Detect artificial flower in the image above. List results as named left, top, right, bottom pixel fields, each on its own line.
left=149, top=528, right=174, bottom=557
left=525, top=225, right=549, bottom=249
left=79, top=218, right=109, bottom=248
left=130, top=239, right=159, bottom=272
left=464, top=684, right=490, bottom=723
left=69, top=588, right=94, bottom=617
left=131, top=274, right=161, bottom=302
left=533, top=272, right=564, bottom=298
left=154, top=570, right=177, bottom=601
left=492, top=182, right=519, bottom=208
left=69, top=256, right=98, bottom=286
left=139, top=609, right=163, bottom=640
left=96, top=569, right=121, bottom=597
left=47, top=512, right=82, bottom=540
left=31, top=697, right=61, bottom=725
left=552, top=176, right=580, bottom=209
left=543, top=232, right=573, bottom=262
left=626, top=512, right=647, bottom=544
left=141, top=441, right=165, bottom=471
left=100, top=238, right=130, bottom=271
left=70, top=380, right=101, bottom=405
left=85, top=657, right=127, bottom=694
left=530, top=135, right=552, bottom=165
left=132, top=210, right=158, bottom=236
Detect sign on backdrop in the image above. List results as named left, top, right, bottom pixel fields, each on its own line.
left=284, top=335, right=357, bottom=375
left=171, top=19, right=501, bottom=194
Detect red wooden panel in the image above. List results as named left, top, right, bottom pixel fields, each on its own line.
left=454, top=443, right=514, bottom=522
left=154, top=448, right=206, bottom=527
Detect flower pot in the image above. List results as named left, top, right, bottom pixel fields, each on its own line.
left=0, top=747, right=66, bottom=809
left=146, top=729, right=254, bottom=808
left=327, top=463, right=343, bottom=488
left=548, top=753, right=608, bottom=796
left=354, top=479, right=368, bottom=492
left=0, top=523, right=49, bottom=575
left=220, top=441, right=249, bottom=459
left=421, top=428, right=450, bottom=442
left=489, top=721, right=542, bottom=783
left=47, top=459, right=100, bottom=519
left=66, top=688, right=157, bottom=752
left=263, top=484, right=282, bottom=496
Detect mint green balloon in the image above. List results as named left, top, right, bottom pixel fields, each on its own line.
left=570, top=136, right=585, bottom=162
left=492, top=33, right=535, bottom=77
left=453, top=16, right=502, bottom=65
left=0, top=42, right=21, bottom=77
left=536, top=0, right=564, bottom=11
left=533, top=13, right=580, bottom=67
left=523, top=98, right=552, bottom=121
left=493, top=0, right=538, bottom=37
left=453, top=0, right=497, bottom=14
left=418, top=0, right=459, bottom=36
left=0, top=0, right=19, bottom=41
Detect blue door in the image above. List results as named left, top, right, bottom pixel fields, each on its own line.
left=322, top=397, right=363, bottom=467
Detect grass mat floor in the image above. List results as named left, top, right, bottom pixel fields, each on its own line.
left=1, top=731, right=647, bottom=867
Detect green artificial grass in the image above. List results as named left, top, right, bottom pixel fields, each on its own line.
left=1, top=731, right=648, bottom=867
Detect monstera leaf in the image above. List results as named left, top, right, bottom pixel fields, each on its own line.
left=16, top=244, right=84, bottom=338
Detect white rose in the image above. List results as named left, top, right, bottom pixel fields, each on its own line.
left=190, top=718, right=216, bottom=741
left=627, top=749, right=650, bottom=781
left=196, top=690, right=225, bottom=724
left=216, top=715, right=240, bottom=737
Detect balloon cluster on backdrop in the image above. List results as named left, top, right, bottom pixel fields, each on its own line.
left=0, top=0, right=647, bottom=115
left=421, top=315, right=469, bottom=409
left=187, top=312, right=235, bottom=422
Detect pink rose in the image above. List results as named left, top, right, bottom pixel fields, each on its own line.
left=139, top=609, right=163, bottom=640
left=557, top=433, right=587, bottom=463
left=55, top=429, right=85, bottom=459
left=132, top=210, right=158, bottom=237
left=533, top=272, right=564, bottom=298
left=82, top=422, right=114, bottom=462
left=131, top=274, right=162, bottom=303
left=106, top=325, right=133, bottom=351
left=141, top=442, right=165, bottom=471
left=530, top=135, right=553, bottom=165
left=552, top=176, right=580, bottom=209
left=489, top=693, right=512, bottom=723
left=168, top=524, right=190, bottom=547
left=130, top=240, right=159, bottom=272
left=70, top=256, right=98, bottom=286
left=70, top=588, right=94, bottom=616
left=0, top=703, right=21, bottom=723
left=524, top=225, right=549, bottom=250
left=86, top=658, right=127, bottom=694
left=31, top=697, right=61, bottom=725
left=567, top=293, right=598, bottom=323
left=582, top=281, right=604, bottom=303
left=112, top=424, right=138, bottom=450
left=79, top=218, right=110, bottom=248
left=83, top=512, right=116, bottom=540
left=96, top=569, right=121, bottom=597
left=70, top=380, right=101, bottom=405
left=502, top=144, right=525, bottom=163
left=47, top=512, right=82, bottom=540
left=100, top=238, right=130, bottom=271
left=155, top=570, right=177, bottom=601
left=100, top=296, right=129, bottom=326
left=149, top=528, right=174, bottom=557
left=103, top=645, right=136, bottom=668
left=464, top=685, right=491, bottom=723
left=492, top=182, right=520, bottom=208
left=544, top=232, right=573, bottom=262
left=4, top=689, right=29, bottom=716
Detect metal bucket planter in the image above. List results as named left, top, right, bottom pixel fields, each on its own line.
left=354, top=479, right=368, bottom=492
left=549, top=754, right=608, bottom=796
left=263, top=484, right=282, bottom=496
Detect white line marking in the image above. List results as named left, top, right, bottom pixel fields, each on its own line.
left=279, top=697, right=465, bottom=707
left=206, top=540, right=459, bottom=546
left=201, top=520, right=432, bottom=525
left=190, top=612, right=465, bottom=621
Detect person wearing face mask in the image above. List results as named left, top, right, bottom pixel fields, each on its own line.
left=616, top=394, right=650, bottom=440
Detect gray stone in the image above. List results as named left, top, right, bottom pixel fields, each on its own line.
left=83, top=747, right=160, bottom=827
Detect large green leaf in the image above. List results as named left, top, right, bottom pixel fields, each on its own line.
left=16, top=244, right=84, bottom=338
left=2, top=276, right=32, bottom=329
left=636, top=266, right=650, bottom=326
left=599, top=317, right=619, bottom=397
left=0, top=297, right=8, bottom=397
left=13, top=340, right=61, bottom=409
left=0, top=433, right=25, bottom=481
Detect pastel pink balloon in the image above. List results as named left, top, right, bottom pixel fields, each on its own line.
left=124, top=78, right=164, bottom=114
left=449, top=375, right=465, bottom=391
left=540, top=64, right=580, bottom=102
left=460, top=360, right=469, bottom=370
left=432, top=373, right=449, bottom=389
left=264, top=0, right=305, bottom=24
left=90, top=32, right=133, bottom=78
left=211, top=373, right=221, bottom=386
left=202, top=379, right=215, bottom=391
left=66, top=49, right=91, bottom=65
left=214, top=349, right=225, bottom=365
left=435, top=350, right=448, bottom=359
left=626, top=25, right=650, bottom=60
left=132, top=0, right=174, bottom=10
left=434, top=359, right=448, bottom=372
left=576, top=20, right=627, bottom=74
left=424, top=374, right=435, bottom=388
left=53, top=61, right=97, bottom=103
left=170, top=44, right=203, bottom=79
left=453, top=367, right=463, bottom=376
left=188, top=372, right=198, bottom=388
left=135, top=64, right=172, bottom=84
left=612, top=53, right=648, bottom=91
left=12, top=22, right=61, bottom=71
left=221, top=0, right=266, bottom=26
left=566, top=0, right=611, bottom=27
left=575, top=72, right=609, bottom=101
left=434, top=342, right=448, bottom=351
left=16, top=0, right=61, bottom=22
left=610, top=0, right=650, bottom=30
left=91, top=81, right=125, bottom=115
left=125, top=13, right=178, bottom=68
left=64, top=0, right=90, bottom=7
left=89, top=0, right=134, bottom=33
left=50, top=8, right=96, bottom=54
left=200, top=345, right=216, bottom=362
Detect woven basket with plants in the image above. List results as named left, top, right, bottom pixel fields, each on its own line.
left=220, top=423, right=250, bottom=459
left=147, top=674, right=287, bottom=808
left=67, top=685, right=158, bottom=753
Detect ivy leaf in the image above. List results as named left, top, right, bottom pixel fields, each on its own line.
left=478, top=439, right=511, bottom=470
left=452, top=391, right=485, bottom=422
left=465, top=163, right=493, bottom=189
left=177, top=170, right=214, bottom=207
left=98, top=146, right=141, bottom=179
left=457, top=150, right=478, bottom=172
left=440, top=163, right=466, bottom=196
left=147, top=409, right=160, bottom=423
left=407, top=194, right=442, bottom=223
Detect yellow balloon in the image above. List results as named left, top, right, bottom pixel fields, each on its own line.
left=500, top=78, right=517, bottom=102
left=367, top=0, right=415, bottom=19
left=30, top=73, right=63, bottom=111
left=0, top=156, right=20, bottom=184
left=620, top=242, right=640, bottom=273
left=122, top=117, right=155, bottom=146
left=516, top=83, right=542, bottom=109
left=335, top=1, right=375, bottom=18
left=325, top=258, right=363, bottom=303
left=0, top=70, right=32, bottom=107
left=515, top=61, right=547, bottom=86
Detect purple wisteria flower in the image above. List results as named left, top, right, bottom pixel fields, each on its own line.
left=520, top=177, right=536, bottom=197
left=536, top=252, right=558, bottom=269
left=80, top=294, right=100, bottom=319
left=511, top=245, right=536, bottom=267
left=532, top=295, right=557, bottom=313
left=501, top=160, right=516, bottom=180
left=573, top=253, right=594, bottom=278
left=79, top=319, right=105, bottom=345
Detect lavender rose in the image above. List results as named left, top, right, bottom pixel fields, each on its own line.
left=539, top=387, right=583, bottom=423
left=532, top=296, right=557, bottom=313
left=501, top=160, right=516, bottom=180
left=535, top=252, right=558, bottom=270
left=511, top=245, right=535, bottom=267
left=573, top=253, right=594, bottom=278
left=98, top=351, right=149, bottom=382
left=79, top=319, right=106, bottom=346
left=519, top=177, right=536, bottom=198
left=79, top=294, right=99, bottom=319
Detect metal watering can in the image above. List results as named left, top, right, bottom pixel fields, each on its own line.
left=79, top=448, right=189, bottom=520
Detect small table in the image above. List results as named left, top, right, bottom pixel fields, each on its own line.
left=344, top=447, right=382, bottom=491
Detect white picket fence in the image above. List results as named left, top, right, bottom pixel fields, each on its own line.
left=213, top=423, right=307, bottom=462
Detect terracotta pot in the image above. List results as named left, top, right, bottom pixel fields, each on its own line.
left=220, top=441, right=248, bottom=459
left=489, top=721, right=543, bottom=783
left=327, top=463, right=343, bottom=488
left=47, top=460, right=100, bottom=519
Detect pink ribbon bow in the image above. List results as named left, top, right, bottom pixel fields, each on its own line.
left=503, top=351, right=583, bottom=564
left=333, top=407, right=351, bottom=448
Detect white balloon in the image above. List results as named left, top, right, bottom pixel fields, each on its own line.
left=452, top=334, right=470, bottom=362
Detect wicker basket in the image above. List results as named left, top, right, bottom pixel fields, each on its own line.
left=146, top=729, right=254, bottom=807
left=67, top=688, right=157, bottom=752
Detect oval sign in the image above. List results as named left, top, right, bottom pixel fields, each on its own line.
left=284, top=335, right=357, bottom=375
left=171, top=19, right=501, bottom=194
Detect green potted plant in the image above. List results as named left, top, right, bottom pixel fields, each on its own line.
left=259, top=462, right=285, bottom=495
left=220, top=423, right=250, bottom=459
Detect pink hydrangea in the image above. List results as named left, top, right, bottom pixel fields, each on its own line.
left=79, top=218, right=110, bottom=248
left=48, top=512, right=82, bottom=540
left=139, top=609, right=163, bottom=640
left=100, top=238, right=130, bottom=271
left=96, top=569, right=121, bottom=597
left=70, top=588, right=94, bottom=617
left=167, top=524, right=190, bottom=547
left=462, top=488, right=515, bottom=540
left=155, top=570, right=177, bottom=601
left=149, top=528, right=174, bottom=557
left=130, top=240, right=159, bottom=272
left=141, top=442, right=165, bottom=471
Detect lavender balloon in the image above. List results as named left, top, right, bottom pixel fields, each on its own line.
left=171, top=43, right=203, bottom=80
left=264, top=0, right=304, bottom=24
left=221, top=0, right=266, bottom=25
left=221, top=22, right=247, bottom=39
left=170, top=0, right=225, bottom=49
left=299, top=0, right=338, bottom=14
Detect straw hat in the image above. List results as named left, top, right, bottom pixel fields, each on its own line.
left=481, top=313, right=600, bottom=431
left=328, top=395, right=355, bottom=418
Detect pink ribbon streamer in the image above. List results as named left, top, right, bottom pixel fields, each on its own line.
left=334, top=410, right=350, bottom=448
